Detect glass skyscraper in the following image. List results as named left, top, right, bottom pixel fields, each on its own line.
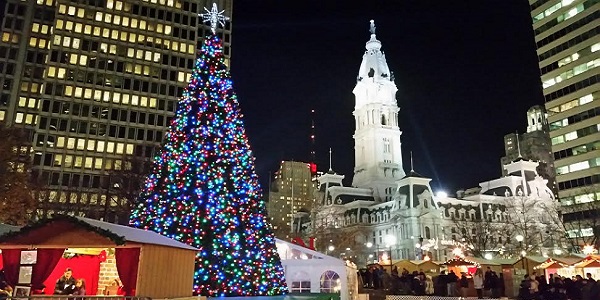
left=529, top=0, right=600, bottom=246
left=0, top=0, right=232, bottom=223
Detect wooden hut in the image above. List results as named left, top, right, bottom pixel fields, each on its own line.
left=574, top=257, right=600, bottom=280
left=0, top=215, right=197, bottom=299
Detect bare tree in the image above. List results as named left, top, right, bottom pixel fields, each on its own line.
left=558, top=196, right=600, bottom=251
left=309, top=206, right=371, bottom=264
left=0, top=126, right=38, bottom=225
left=450, top=214, right=512, bottom=258
left=504, top=195, right=568, bottom=255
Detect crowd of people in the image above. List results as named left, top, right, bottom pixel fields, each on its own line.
left=518, top=272, right=600, bottom=300
left=359, top=265, right=505, bottom=297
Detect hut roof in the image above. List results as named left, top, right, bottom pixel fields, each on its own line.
left=0, top=223, right=20, bottom=236
left=0, top=215, right=197, bottom=251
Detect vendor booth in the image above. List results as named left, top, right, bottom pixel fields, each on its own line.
left=276, top=238, right=357, bottom=300
left=574, top=258, right=600, bottom=280
left=391, top=260, right=440, bottom=275
left=0, top=215, right=198, bottom=298
left=442, top=257, right=501, bottom=275
left=533, top=258, right=583, bottom=282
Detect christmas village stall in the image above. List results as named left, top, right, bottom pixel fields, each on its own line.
left=573, top=256, right=600, bottom=280
left=0, top=215, right=197, bottom=299
left=533, top=257, right=587, bottom=281
left=392, top=260, right=441, bottom=275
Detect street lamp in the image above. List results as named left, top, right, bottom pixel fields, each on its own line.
left=384, top=234, right=397, bottom=272
left=326, top=245, right=335, bottom=256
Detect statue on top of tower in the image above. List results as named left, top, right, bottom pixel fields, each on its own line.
left=369, top=20, right=376, bottom=35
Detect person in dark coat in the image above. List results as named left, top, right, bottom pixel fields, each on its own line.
left=54, top=268, right=76, bottom=295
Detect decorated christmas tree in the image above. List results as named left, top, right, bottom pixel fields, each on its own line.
left=130, top=4, right=287, bottom=296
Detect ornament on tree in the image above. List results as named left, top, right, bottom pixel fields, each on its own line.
left=130, top=4, right=287, bottom=296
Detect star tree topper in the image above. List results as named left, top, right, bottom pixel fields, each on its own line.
left=200, top=3, right=230, bottom=34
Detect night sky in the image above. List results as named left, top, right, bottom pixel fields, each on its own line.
left=230, top=0, right=546, bottom=195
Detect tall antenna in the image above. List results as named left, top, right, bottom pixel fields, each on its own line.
left=410, top=151, right=414, bottom=172
left=329, top=148, right=333, bottom=172
left=310, top=109, right=316, bottom=175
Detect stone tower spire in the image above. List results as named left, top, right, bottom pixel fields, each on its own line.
left=352, top=20, right=405, bottom=201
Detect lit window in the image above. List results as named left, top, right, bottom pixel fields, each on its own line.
left=84, top=88, right=92, bottom=99
left=94, top=158, right=103, bottom=169
left=57, top=68, right=66, bottom=79
left=69, top=54, right=78, bottom=64
left=106, top=142, right=115, bottom=153
left=79, top=55, right=88, bottom=66
left=565, top=131, right=578, bottom=141
left=62, top=36, right=70, bottom=47
left=57, top=137, right=65, bottom=148
left=85, top=157, right=93, bottom=169
left=96, top=141, right=105, bottom=152
left=77, top=139, right=85, bottom=150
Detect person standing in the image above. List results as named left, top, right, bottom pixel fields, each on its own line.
left=447, top=270, right=458, bottom=296
left=459, top=273, right=469, bottom=298
left=54, top=268, right=76, bottom=295
left=473, top=269, right=484, bottom=299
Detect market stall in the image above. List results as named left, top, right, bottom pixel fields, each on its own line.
left=573, top=257, right=600, bottom=280
left=534, top=258, right=582, bottom=281
left=0, top=215, right=197, bottom=298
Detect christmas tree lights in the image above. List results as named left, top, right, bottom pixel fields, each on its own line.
left=129, top=30, right=287, bottom=296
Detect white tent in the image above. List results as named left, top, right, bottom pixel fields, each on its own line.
left=275, top=238, right=358, bottom=300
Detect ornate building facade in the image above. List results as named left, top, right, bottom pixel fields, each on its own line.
left=310, top=21, right=560, bottom=266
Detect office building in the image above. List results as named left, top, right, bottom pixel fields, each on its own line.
left=528, top=0, right=600, bottom=247
left=267, top=160, right=316, bottom=239
left=0, top=0, right=232, bottom=223
left=501, top=105, right=557, bottom=193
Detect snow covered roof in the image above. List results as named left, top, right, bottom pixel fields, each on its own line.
left=0, top=216, right=197, bottom=251
left=74, top=217, right=198, bottom=251
left=275, top=238, right=345, bottom=264
left=0, top=224, right=20, bottom=236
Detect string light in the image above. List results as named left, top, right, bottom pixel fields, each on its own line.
left=130, top=33, right=288, bottom=296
